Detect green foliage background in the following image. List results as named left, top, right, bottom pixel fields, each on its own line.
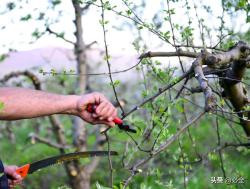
left=0, top=0, right=250, bottom=188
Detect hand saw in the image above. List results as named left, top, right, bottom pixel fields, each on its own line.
left=9, top=151, right=118, bottom=179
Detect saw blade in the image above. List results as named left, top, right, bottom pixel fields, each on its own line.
left=28, top=151, right=118, bottom=174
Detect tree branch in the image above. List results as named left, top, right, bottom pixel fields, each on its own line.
left=192, top=54, right=216, bottom=111
left=0, top=71, right=41, bottom=90
left=122, top=68, right=193, bottom=118
left=100, top=0, right=125, bottom=115
left=28, top=133, right=71, bottom=149
left=139, top=50, right=198, bottom=59
left=123, top=111, right=205, bottom=188
left=46, top=26, right=75, bottom=45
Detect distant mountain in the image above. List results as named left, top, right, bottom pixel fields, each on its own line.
left=0, top=46, right=141, bottom=83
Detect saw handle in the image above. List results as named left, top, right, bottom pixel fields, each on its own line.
left=86, top=104, right=123, bottom=125
left=15, top=164, right=30, bottom=178
left=6, top=164, right=30, bottom=180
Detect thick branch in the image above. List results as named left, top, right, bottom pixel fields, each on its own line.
left=192, top=54, right=216, bottom=111
left=139, top=50, right=198, bottom=59
left=203, top=41, right=250, bottom=68
left=0, top=71, right=41, bottom=90
left=220, top=59, right=250, bottom=136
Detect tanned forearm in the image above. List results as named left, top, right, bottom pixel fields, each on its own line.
left=0, top=88, right=80, bottom=120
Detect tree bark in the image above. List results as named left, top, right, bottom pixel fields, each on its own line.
left=220, top=58, right=250, bottom=136
left=68, top=1, right=95, bottom=188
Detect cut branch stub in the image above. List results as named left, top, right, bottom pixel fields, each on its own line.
left=204, top=41, right=250, bottom=68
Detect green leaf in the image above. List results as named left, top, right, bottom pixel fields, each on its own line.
left=32, top=29, right=40, bottom=38
left=219, top=99, right=225, bottom=106
left=126, top=10, right=132, bottom=16
left=20, top=14, right=32, bottom=21
left=6, top=2, right=15, bottom=10
left=175, top=103, right=184, bottom=113
left=69, top=69, right=75, bottom=73
left=104, top=55, right=111, bottom=61
left=0, top=54, right=8, bottom=62
left=96, top=182, right=112, bottom=189
left=238, top=0, right=246, bottom=8
left=58, top=32, right=65, bottom=38
left=50, top=69, right=57, bottom=76
left=99, top=20, right=109, bottom=26
left=39, top=68, right=44, bottom=74
left=113, top=80, right=121, bottom=87
left=163, top=31, right=170, bottom=40
left=38, top=12, right=45, bottom=20
left=52, top=0, right=61, bottom=6
left=0, top=102, right=4, bottom=112
left=137, top=25, right=143, bottom=30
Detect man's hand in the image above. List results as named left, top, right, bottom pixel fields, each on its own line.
left=76, top=92, right=117, bottom=127
left=4, top=166, right=22, bottom=189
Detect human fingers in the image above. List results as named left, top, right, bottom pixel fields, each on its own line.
left=107, top=108, right=117, bottom=122
left=95, top=101, right=108, bottom=115
left=78, top=93, right=102, bottom=111
left=8, top=180, right=15, bottom=189
left=5, top=166, right=22, bottom=180
left=88, top=92, right=105, bottom=105
left=96, top=101, right=116, bottom=119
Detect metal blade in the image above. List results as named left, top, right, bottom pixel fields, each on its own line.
left=28, top=151, right=118, bottom=174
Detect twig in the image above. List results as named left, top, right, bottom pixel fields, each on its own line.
left=215, top=115, right=226, bottom=178
left=40, top=58, right=143, bottom=76
left=28, top=133, right=71, bottom=149
left=166, top=0, right=185, bottom=72
left=85, top=1, right=174, bottom=46
left=104, top=131, right=113, bottom=188
left=122, top=68, right=193, bottom=118
left=100, top=0, right=125, bottom=114
left=175, top=44, right=225, bottom=52
left=177, top=137, right=187, bottom=189
left=123, top=111, right=205, bottom=188
left=192, top=1, right=205, bottom=47
left=46, top=26, right=74, bottom=45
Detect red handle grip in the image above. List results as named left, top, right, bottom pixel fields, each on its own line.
left=86, top=104, right=123, bottom=125
left=15, top=164, right=30, bottom=178
left=113, top=117, right=123, bottom=125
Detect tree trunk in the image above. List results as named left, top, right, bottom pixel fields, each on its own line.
left=69, top=1, right=93, bottom=189
left=70, top=170, right=91, bottom=189
left=220, top=58, right=250, bottom=136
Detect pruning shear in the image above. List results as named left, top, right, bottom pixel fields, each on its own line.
left=87, top=104, right=136, bottom=133
left=8, top=151, right=118, bottom=179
